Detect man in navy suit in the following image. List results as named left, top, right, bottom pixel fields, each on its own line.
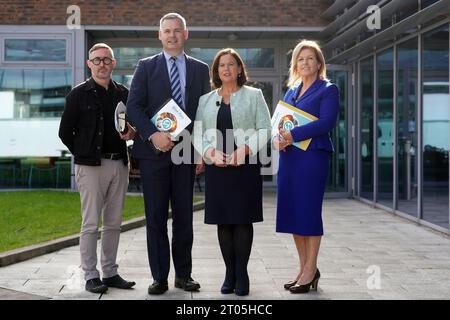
left=126, top=13, right=210, bottom=295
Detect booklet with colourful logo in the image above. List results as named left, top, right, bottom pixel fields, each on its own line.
left=271, top=100, right=318, bottom=151
left=151, top=98, right=191, bottom=140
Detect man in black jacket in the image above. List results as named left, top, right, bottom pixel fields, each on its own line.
left=59, top=43, right=136, bottom=294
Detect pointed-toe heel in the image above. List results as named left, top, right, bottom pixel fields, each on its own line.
left=289, top=269, right=320, bottom=294
left=283, top=279, right=298, bottom=290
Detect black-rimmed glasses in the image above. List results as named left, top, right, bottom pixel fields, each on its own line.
left=89, top=57, right=113, bottom=65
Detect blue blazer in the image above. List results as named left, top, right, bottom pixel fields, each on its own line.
left=284, top=79, right=339, bottom=152
left=126, top=52, right=210, bottom=159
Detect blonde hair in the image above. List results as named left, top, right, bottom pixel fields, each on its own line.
left=287, top=40, right=327, bottom=88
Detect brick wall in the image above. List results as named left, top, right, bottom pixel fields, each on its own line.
left=0, top=0, right=328, bottom=27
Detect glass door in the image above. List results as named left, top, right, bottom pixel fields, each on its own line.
left=246, top=77, right=279, bottom=187
left=327, top=65, right=351, bottom=194
left=359, top=57, right=375, bottom=201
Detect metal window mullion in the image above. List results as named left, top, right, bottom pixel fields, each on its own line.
left=351, top=62, right=357, bottom=197
left=417, top=32, right=423, bottom=220
left=373, top=53, right=378, bottom=204
left=357, top=60, right=362, bottom=197
left=448, top=21, right=450, bottom=231
left=393, top=44, right=398, bottom=210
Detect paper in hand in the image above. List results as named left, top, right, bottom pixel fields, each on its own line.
left=114, top=101, right=128, bottom=134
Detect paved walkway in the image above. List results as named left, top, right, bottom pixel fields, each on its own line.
left=1, top=194, right=450, bottom=300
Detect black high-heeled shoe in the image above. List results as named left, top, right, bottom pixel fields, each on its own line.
left=283, top=279, right=298, bottom=290
left=289, top=269, right=320, bottom=294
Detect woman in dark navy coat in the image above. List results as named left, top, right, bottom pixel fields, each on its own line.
left=274, top=40, right=339, bottom=294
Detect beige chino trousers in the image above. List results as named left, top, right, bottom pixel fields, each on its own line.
left=75, top=159, right=128, bottom=281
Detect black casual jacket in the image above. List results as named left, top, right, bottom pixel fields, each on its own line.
left=58, top=78, right=129, bottom=166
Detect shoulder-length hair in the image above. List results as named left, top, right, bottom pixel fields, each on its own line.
left=287, top=40, right=328, bottom=88
left=210, top=48, right=248, bottom=89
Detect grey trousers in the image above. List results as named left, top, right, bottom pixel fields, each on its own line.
left=75, top=159, right=129, bottom=281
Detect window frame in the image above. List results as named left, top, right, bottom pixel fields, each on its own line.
left=0, top=34, right=72, bottom=66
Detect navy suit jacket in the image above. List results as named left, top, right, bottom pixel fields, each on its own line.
left=126, top=52, right=210, bottom=160
left=284, top=79, right=339, bottom=152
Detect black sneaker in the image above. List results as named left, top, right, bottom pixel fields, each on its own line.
left=85, top=278, right=108, bottom=294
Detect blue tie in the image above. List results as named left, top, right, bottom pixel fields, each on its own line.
left=170, top=57, right=183, bottom=109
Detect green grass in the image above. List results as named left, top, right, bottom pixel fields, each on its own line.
left=0, top=190, right=202, bottom=253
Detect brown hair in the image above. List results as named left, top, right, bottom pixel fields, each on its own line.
left=287, top=40, right=327, bottom=88
left=210, top=48, right=248, bottom=89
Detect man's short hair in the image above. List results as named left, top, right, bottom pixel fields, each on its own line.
left=88, top=43, right=114, bottom=59
left=159, top=12, right=187, bottom=30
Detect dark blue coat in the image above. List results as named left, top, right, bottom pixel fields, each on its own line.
left=284, top=79, right=339, bottom=152
left=126, top=52, right=210, bottom=160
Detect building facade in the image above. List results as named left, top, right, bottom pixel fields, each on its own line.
left=0, top=0, right=449, bottom=233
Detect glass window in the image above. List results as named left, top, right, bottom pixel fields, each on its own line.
left=189, top=48, right=275, bottom=68
left=246, top=80, right=274, bottom=182
left=422, top=25, right=449, bottom=229
left=0, top=69, right=72, bottom=118
left=246, top=81, right=273, bottom=112
left=397, top=37, right=418, bottom=217
left=421, top=0, right=439, bottom=9
left=4, top=39, right=66, bottom=62
left=0, top=156, right=72, bottom=189
left=395, top=0, right=418, bottom=23
left=360, top=57, right=374, bottom=200
left=327, top=70, right=348, bottom=192
left=112, top=74, right=133, bottom=88
left=114, top=47, right=161, bottom=69
left=377, top=49, right=394, bottom=208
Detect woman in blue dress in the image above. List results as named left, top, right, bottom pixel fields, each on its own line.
left=274, top=40, right=339, bottom=294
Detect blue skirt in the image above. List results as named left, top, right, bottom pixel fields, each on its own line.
left=276, top=148, right=330, bottom=236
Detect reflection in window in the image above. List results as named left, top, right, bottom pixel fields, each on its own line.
left=422, top=25, right=449, bottom=228
left=189, top=48, right=274, bottom=68
left=360, top=57, right=374, bottom=200
left=421, top=0, right=439, bottom=9
left=327, top=70, right=347, bottom=192
left=395, top=0, right=418, bottom=23
left=112, top=74, right=133, bottom=88
left=246, top=81, right=273, bottom=182
left=0, top=69, right=72, bottom=118
left=4, top=39, right=66, bottom=62
left=246, top=81, right=273, bottom=112
left=397, top=37, right=418, bottom=217
left=377, top=49, right=394, bottom=208
left=114, top=47, right=161, bottom=69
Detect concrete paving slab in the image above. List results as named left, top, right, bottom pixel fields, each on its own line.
left=1, top=194, right=450, bottom=300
